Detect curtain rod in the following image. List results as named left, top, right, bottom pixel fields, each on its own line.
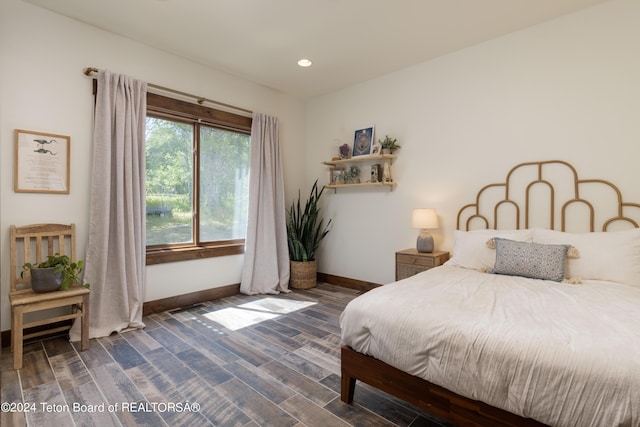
left=83, top=67, right=253, bottom=115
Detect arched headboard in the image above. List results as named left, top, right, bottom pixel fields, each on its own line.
left=457, top=160, right=640, bottom=232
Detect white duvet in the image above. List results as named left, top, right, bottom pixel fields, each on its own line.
left=340, top=266, right=640, bottom=427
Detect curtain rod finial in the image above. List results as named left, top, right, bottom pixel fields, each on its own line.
left=83, top=67, right=99, bottom=76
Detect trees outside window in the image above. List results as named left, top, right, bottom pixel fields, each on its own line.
left=145, top=93, right=251, bottom=264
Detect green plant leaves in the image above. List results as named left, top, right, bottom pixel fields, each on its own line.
left=286, top=180, right=331, bottom=262
left=21, top=254, right=90, bottom=290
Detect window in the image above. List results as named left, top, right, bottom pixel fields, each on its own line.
left=145, top=93, right=252, bottom=264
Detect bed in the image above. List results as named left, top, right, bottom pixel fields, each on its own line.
left=339, top=160, right=640, bottom=427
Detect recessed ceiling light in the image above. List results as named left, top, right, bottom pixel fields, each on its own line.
left=297, top=59, right=312, bottom=67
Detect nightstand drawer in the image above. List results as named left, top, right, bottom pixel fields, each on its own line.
left=396, top=253, right=436, bottom=268
left=395, top=249, right=449, bottom=281
left=396, top=263, right=430, bottom=279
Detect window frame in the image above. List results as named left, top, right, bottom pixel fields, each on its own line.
left=145, top=93, right=252, bottom=265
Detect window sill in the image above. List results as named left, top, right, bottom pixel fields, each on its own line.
left=146, top=242, right=244, bottom=265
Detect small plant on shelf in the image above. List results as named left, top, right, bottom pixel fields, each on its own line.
left=344, top=165, right=360, bottom=184
left=378, top=135, right=401, bottom=153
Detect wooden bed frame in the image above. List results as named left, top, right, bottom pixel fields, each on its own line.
left=341, top=345, right=545, bottom=427
left=339, top=160, right=640, bottom=427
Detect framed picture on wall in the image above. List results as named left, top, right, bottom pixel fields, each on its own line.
left=352, top=126, right=374, bottom=157
left=14, top=129, right=70, bottom=194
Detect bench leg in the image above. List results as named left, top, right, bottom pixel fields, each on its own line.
left=12, top=306, right=24, bottom=370
left=80, top=294, right=89, bottom=351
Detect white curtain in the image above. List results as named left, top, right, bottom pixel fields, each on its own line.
left=71, top=70, right=147, bottom=340
left=240, top=113, right=289, bottom=294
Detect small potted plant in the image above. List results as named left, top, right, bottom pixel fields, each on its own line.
left=22, top=254, right=91, bottom=293
left=378, top=135, right=401, bottom=154
left=344, top=165, right=360, bottom=184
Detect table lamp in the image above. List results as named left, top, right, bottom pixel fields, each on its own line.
left=412, top=208, right=438, bottom=253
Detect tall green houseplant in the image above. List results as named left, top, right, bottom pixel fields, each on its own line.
left=287, top=180, right=331, bottom=289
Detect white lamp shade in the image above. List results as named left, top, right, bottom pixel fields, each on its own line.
left=412, top=208, right=438, bottom=229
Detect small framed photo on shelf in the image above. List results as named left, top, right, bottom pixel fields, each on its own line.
left=330, top=167, right=345, bottom=185
left=352, top=126, right=374, bottom=157
left=370, top=144, right=381, bottom=156
left=370, top=164, right=382, bottom=183
left=14, top=129, right=70, bottom=194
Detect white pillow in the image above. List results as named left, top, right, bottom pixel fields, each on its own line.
left=445, top=229, right=533, bottom=271
left=532, top=228, right=640, bottom=287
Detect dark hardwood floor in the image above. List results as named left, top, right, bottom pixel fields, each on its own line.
left=1, top=283, right=456, bottom=427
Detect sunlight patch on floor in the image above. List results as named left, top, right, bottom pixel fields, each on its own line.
left=203, top=297, right=317, bottom=331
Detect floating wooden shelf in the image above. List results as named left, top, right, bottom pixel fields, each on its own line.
left=325, top=181, right=396, bottom=192
left=323, top=154, right=398, bottom=192
left=323, top=154, right=396, bottom=167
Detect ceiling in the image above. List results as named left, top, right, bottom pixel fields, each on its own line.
left=25, top=0, right=608, bottom=99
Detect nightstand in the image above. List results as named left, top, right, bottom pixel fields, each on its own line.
left=395, top=249, right=449, bottom=280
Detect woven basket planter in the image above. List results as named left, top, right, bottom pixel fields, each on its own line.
left=289, top=260, right=317, bottom=289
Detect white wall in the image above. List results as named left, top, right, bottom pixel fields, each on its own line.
left=0, top=0, right=306, bottom=332
left=307, top=0, right=640, bottom=285
left=3, top=0, right=639, bottom=333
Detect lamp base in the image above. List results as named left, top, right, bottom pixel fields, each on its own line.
left=416, top=231, right=434, bottom=253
